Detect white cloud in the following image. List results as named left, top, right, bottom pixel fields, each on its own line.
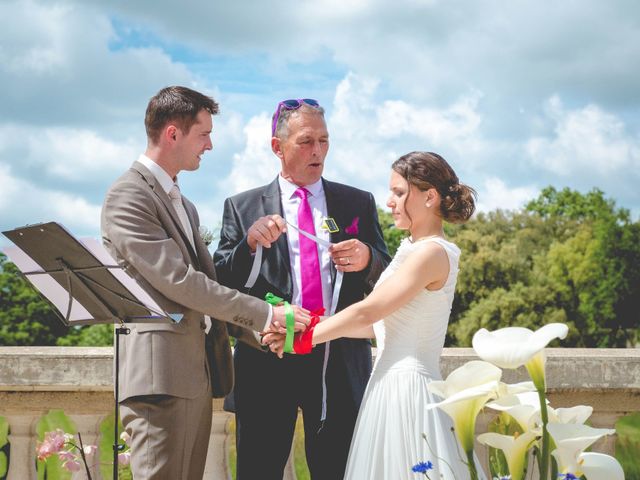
left=217, top=72, right=495, bottom=214
left=476, top=177, right=539, bottom=213
left=0, top=0, right=199, bottom=127
left=325, top=73, right=485, bottom=190
left=0, top=165, right=101, bottom=237
left=526, top=96, right=640, bottom=176
left=30, top=128, right=139, bottom=181
left=223, top=113, right=281, bottom=193
left=0, top=1, right=70, bottom=75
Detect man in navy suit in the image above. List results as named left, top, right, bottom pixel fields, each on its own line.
left=214, top=98, right=390, bottom=479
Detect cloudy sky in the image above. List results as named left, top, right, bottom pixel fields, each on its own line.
left=1, top=0, right=639, bottom=247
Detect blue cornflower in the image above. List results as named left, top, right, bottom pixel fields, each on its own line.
left=558, top=474, right=578, bottom=480
left=411, top=461, right=434, bottom=474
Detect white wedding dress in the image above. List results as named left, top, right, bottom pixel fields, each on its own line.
left=344, top=237, right=486, bottom=479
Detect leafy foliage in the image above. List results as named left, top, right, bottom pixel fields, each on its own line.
left=0, top=253, right=113, bottom=346
left=447, top=187, right=639, bottom=347
left=0, top=253, right=69, bottom=345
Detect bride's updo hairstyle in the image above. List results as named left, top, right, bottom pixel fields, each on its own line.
left=391, top=151, right=476, bottom=223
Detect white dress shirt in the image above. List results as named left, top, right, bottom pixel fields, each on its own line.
left=278, top=175, right=332, bottom=312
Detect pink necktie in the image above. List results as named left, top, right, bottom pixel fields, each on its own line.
left=295, top=187, right=323, bottom=310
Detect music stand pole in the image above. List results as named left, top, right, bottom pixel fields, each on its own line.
left=113, top=324, right=129, bottom=480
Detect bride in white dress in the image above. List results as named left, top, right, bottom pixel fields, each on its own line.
left=266, top=151, right=486, bottom=479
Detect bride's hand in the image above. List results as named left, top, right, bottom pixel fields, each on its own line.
left=261, top=332, right=286, bottom=358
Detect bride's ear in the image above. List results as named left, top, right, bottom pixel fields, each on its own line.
left=424, top=188, right=439, bottom=208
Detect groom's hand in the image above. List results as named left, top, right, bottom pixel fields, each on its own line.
left=272, top=304, right=311, bottom=332
left=247, top=214, right=287, bottom=252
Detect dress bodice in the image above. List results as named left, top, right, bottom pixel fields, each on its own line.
left=372, top=236, right=460, bottom=379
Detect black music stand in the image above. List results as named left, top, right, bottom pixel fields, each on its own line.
left=2, top=222, right=180, bottom=480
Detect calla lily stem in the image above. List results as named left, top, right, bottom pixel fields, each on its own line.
left=466, top=449, right=479, bottom=480
left=536, top=387, right=550, bottom=480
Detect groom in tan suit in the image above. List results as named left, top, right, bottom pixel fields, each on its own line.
left=101, top=86, right=309, bottom=479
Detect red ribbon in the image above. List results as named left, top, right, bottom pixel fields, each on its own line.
left=293, top=308, right=324, bottom=354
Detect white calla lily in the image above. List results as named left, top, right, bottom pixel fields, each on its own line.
left=548, top=423, right=616, bottom=474
left=472, top=323, right=568, bottom=382
left=428, top=361, right=501, bottom=479
left=579, top=452, right=625, bottom=480
left=486, top=391, right=542, bottom=432
left=495, top=381, right=537, bottom=397
left=477, top=431, right=538, bottom=480
left=548, top=405, right=593, bottom=425
left=430, top=360, right=503, bottom=398
left=473, top=323, right=568, bottom=480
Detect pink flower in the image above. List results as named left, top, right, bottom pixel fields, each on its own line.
left=47, top=429, right=68, bottom=451
left=36, top=429, right=68, bottom=460
left=345, top=217, right=359, bottom=235
left=118, top=451, right=131, bottom=466
left=62, top=459, right=82, bottom=472
left=83, top=445, right=97, bottom=456
left=57, top=450, right=76, bottom=462
left=36, top=441, right=55, bottom=461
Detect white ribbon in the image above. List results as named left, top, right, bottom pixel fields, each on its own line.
left=245, top=220, right=343, bottom=422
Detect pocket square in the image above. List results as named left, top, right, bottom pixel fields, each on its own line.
left=345, top=216, right=359, bottom=235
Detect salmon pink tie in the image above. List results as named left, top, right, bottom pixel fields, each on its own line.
left=295, top=187, right=323, bottom=310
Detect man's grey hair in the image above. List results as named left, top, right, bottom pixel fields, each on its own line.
left=273, top=103, right=325, bottom=140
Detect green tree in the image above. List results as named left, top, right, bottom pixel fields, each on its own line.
left=0, top=252, right=68, bottom=345
left=0, top=253, right=113, bottom=346
left=528, top=188, right=640, bottom=347
left=447, top=187, right=639, bottom=347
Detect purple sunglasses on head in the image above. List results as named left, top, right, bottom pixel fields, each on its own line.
left=271, top=98, right=321, bottom=136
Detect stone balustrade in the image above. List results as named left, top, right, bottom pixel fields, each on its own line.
left=0, top=347, right=638, bottom=479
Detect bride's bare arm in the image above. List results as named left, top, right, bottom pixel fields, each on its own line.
left=344, top=325, right=375, bottom=339
left=312, top=241, right=450, bottom=345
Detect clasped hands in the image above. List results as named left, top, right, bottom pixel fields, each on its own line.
left=261, top=316, right=291, bottom=359
left=263, top=306, right=324, bottom=358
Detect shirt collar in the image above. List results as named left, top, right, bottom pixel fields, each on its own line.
left=278, top=174, right=324, bottom=200
left=137, top=154, right=175, bottom=194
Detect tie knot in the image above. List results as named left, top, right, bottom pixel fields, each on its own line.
left=168, top=184, right=181, bottom=200
left=295, top=187, right=309, bottom=201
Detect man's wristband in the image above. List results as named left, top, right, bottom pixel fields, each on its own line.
left=264, top=293, right=295, bottom=353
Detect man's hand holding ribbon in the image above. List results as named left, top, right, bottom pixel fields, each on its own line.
left=329, top=239, right=371, bottom=273
left=247, top=214, right=287, bottom=252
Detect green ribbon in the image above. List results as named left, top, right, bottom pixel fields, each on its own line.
left=264, top=293, right=295, bottom=354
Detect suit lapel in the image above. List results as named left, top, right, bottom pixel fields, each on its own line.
left=262, top=177, right=293, bottom=298
left=131, top=161, right=201, bottom=268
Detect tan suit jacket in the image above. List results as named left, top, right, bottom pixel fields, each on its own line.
left=101, top=161, right=268, bottom=401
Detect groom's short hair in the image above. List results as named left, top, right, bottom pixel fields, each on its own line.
left=145, top=86, right=219, bottom=144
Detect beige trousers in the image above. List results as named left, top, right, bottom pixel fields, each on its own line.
left=120, top=387, right=212, bottom=480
